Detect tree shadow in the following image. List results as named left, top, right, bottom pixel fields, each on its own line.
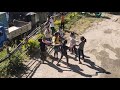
left=109, top=12, right=120, bottom=15
left=102, top=44, right=120, bottom=59
left=84, top=13, right=111, bottom=19
left=16, top=59, right=41, bottom=78
left=82, top=58, right=111, bottom=75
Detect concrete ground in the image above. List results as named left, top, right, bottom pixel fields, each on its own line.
left=20, top=14, right=120, bottom=78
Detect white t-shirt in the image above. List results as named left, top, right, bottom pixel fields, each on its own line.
left=69, top=36, right=76, bottom=48
left=44, top=29, right=52, bottom=38
left=49, top=18, right=54, bottom=27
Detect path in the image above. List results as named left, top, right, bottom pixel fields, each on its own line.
left=21, top=14, right=120, bottom=78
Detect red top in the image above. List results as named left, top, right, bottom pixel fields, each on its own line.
left=61, top=15, right=64, bottom=23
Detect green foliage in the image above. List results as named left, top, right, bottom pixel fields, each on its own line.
left=27, top=38, right=39, bottom=53
left=0, top=49, right=7, bottom=60
left=65, top=12, right=82, bottom=29
left=7, top=51, right=24, bottom=75
left=54, top=20, right=61, bottom=26
left=0, top=60, right=9, bottom=78
left=0, top=50, right=24, bottom=77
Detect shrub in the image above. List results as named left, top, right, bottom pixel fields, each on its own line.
left=0, top=60, right=9, bottom=78
left=54, top=20, right=61, bottom=26
left=0, top=49, right=7, bottom=60
left=7, top=50, right=24, bottom=76
left=28, top=39, right=39, bottom=53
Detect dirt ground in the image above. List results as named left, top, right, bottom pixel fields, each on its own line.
left=20, top=14, right=120, bottom=78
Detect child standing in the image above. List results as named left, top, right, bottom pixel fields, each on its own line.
left=56, top=40, right=69, bottom=66
left=77, top=36, right=87, bottom=64
left=69, top=32, right=76, bottom=54
left=38, top=38, right=51, bottom=64
left=44, top=26, right=52, bottom=42
left=57, top=26, right=64, bottom=42
left=52, top=32, right=61, bottom=59
left=50, top=16, right=56, bottom=35
left=58, top=26, right=64, bottom=38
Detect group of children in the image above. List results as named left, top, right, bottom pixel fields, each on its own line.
left=38, top=13, right=87, bottom=66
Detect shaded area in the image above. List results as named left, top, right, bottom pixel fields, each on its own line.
left=15, top=50, right=41, bottom=78
left=82, top=58, right=111, bottom=75
left=68, top=54, right=78, bottom=61
left=109, top=12, right=120, bottom=15
left=58, top=55, right=110, bottom=77
left=61, top=61, right=92, bottom=77
left=16, top=60, right=41, bottom=78
left=83, top=13, right=111, bottom=19
left=102, top=44, right=120, bottom=59
left=16, top=44, right=113, bottom=78
left=90, top=44, right=120, bottom=77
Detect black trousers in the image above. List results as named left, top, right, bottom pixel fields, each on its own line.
left=58, top=53, right=68, bottom=64
left=78, top=49, right=84, bottom=62
left=71, top=45, right=77, bottom=54
left=40, top=51, right=47, bottom=62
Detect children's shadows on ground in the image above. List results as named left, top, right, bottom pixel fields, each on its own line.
left=61, top=61, right=92, bottom=77
left=48, top=53, right=111, bottom=77
left=46, top=54, right=93, bottom=77
left=18, top=52, right=111, bottom=78
left=68, top=54, right=78, bottom=61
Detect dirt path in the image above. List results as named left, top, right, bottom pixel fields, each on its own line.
left=21, top=14, right=120, bottom=78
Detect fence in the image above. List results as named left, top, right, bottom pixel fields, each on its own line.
left=0, top=13, right=61, bottom=77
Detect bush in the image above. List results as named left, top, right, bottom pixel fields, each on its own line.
left=0, top=60, right=9, bottom=78
left=7, top=50, right=24, bottom=76
left=0, top=49, right=7, bottom=60
left=0, top=33, right=44, bottom=77
left=0, top=50, right=25, bottom=77
left=28, top=39, right=39, bottom=53
left=65, top=12, right=82, bottom=29
left=54, top=20, right=61, bottom=26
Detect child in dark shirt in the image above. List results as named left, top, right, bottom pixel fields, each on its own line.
left=56, top=40, right=69, bottom=66
left=38, top=38, right=51, bottom=63
left=77, top=36, right=87, bottom=64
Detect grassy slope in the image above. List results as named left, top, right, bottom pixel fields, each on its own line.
left=54, top=12, right=111, bottom=34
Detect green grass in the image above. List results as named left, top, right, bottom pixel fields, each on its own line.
left=54, top=12, right=82, bottom=31
left=70, top=16, right=103, bottom=33
left=0, top=29, right=45, bottom=77
left=54, top=12, right=104, bottom=33
left=0, top=60, right=9, bottom=77
left=0, top=49, right=7, bottom=60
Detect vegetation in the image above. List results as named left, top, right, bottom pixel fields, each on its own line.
left=0, top=32, right=45, bottom=77
left=0, top=12, right=107, bottom=77
left=54, top=12, right=104, bottom=33
left=0, top=49, right=8, bottom=60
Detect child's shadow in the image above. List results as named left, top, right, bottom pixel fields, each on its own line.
left=82, top=58, right=111, bottom=75
left=61, top=61, right=93, bottom=77
left=68, top=55, right=78, bottom=61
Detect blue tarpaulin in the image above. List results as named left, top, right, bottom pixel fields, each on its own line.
left=0, top=12, right=8, bottom=29
left=0, top=26, right=7, bottom=47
